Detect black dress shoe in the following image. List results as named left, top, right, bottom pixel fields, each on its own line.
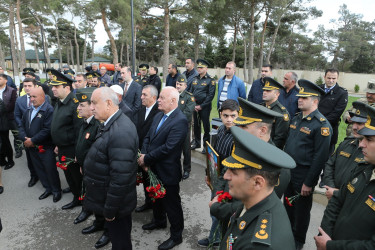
left=62, top=187, right=71, bottom=193
left=191, top=143, right=201, bottom=150
left=74, top=210, right=92, bottom=224
left=201, top=148, right=206, bottom=154
left=28, top=177, right=39, bottom=187
left=0, top=186, right=3, bottom=194
left=135, top=203, right=152, bottom=213
left=142, top=222, right=167, bottom=231
left=182, top=171, right=190, bottom=180
left=95, top=233, right=111, bottom=249
left=158, top=237, right=183, bottom=250
left=39, top=191, right=52, bottom=200
left=15, top=151, right=22, bottom=158
left=4, top=161, right=15, bottom=170
left=62, top=200, right=81, bottom=210
left=82, top=224, right=104, bottom=235
left=53, top=193, right=62, bottom=203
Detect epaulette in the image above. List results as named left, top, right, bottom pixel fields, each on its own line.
left=73, top=98, right=78, bottom=103
left=251, top=212, right=272, bottom=246
left=315, top=112, right=327, bottom=123
left=186, top=91, right=193, bottom=96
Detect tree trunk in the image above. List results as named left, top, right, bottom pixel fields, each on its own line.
left=34, top=40, right=40, bottom=70
left=194, top=24, right=199, bottom=61
left=70, top=40, right=75, bottom=68
left=120, top=42, right=124, bottom=65
left=101, top=8, right=118, bottom=64
left=232, top=20, right=238, bottom=62
left=66, top=46, right=70, bottom=66
left=91, top=36, right=95, bottom=63
left=0, top=42, right=5, bottom=69
left=243, top=39, right=248, bottom=82
left=74, top=25, right=80, bottom=72
left=16, top=0, right=26, bottom=70
left=8, top=4, right=19, bottom=77
left=265, top=17, right=281, bottom=64
left=54, top=19, right=63, bottom=69
left=248, top=1, right=256, bottom=87
left=256, top=7, right=270, bottom=78
left=12, top=19, right=20, bottom=67
left=82, top=31, right=88, bottom=70
left=162, top=4, right=170, bottom=85
left=126, top=42, right=129, bottom=66
left=133, top=25, right=137, bottom=68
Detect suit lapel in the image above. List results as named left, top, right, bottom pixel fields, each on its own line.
left=150, top=109, right=178, bottom=143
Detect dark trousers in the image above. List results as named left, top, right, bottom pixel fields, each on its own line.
left=25, top=148, right=38, bottom=178
left=284, top=181, right=313, bottom=244
left=29, top=147, right=61, bottom=194
left=140, top=167, right=151, bottom=205
left=153, top=184, right=184, bottom=241
left=193, top=106, right=211, bottom=146
left=0, top=130, right=13, bottom=164
left=58, top=145, right=82, bottom=200
left=106, top=215, right=132, bottom=250
left=182, top=124, right=191, bottom=173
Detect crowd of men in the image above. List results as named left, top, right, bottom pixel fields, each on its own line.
left=0, top=59, right=375, bottom=250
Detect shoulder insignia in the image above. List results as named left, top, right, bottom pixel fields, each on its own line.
left=290, top=124, right=296, bottom=129
left=320, top=117, right=326, bottom=122
left=135, top=79, right=139, bottom=82
left=354, top=157, right=364, bottom=163
left=339, top=151, right=351, bottom=158
left=186, top=91, right=193, bottom=95
left=181, top=100, right=185, bottom=104
left=239, top=221, right=246, bottom=230
left=143, top=80, right=147, bottom=83
left=251, top=212, right=271, bottom=246
left=321, top=127, right=330, bottom=136
left=192, top=81, right=198, bottom=85
left=73, top=98, right=78, bottom=103
left=212, top=81, right=216, bottom=86
left=281, top=106, right=286, bottom=110
left=307, top=117, right=312, bottom=121
left=283, top=114, right=289, bottom=121
left=191, top=97, right=195, bottom=102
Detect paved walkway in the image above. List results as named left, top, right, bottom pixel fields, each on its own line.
left=0, top=149, right=326, bottom=249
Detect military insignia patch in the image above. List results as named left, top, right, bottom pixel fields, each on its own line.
left=85, top=132, right=90, bottom=140
left=290, top=124, right=296, bottom=129
left=181, top=100, right=184, bottom=104
left=321, top=127, right=330, bottom=136
left=265, top=81, right=270, bottom=87
left=365, top=197, right=375, bottom=211
left=351, top=177, right=358, bottom=185
left=283, top=114, right=289, bottom=121
left=201, top=83, right=207, bottom=86
left=181, top=78, right=185, bottom=82
left=82, top=95, right=87, bottom=100
left=239, top=221, right=246, bottom=230
left=143, top=80, right=147, bottom=82
left=52, top=75, right=57, bottom=81
left=191, top=97, right=195, bottom=102
left=37, top=113, right=42, bottom=118
left=307, top=117, right=312, bottom=121
left=192, top=81, right=197, bottom=85
left=356, top=109, right=361, bottom=115
left=355, top=157, right=363, bottom=163
left=135, top=79, right=139, bottom=82
left=300, top=127, right=311, bottom=135
left=73, top=98, right=78, bottom=103
left=251, top=213, right=272, bottom=246
left=281, top=106, right=286, bottom=110
left=339, top=151, right=351, bottom=158
left=347, top=183, right=355, bottom=193
left=212, top=81, right=216, bottom=86
left=320, top=117, right=326, bottom=122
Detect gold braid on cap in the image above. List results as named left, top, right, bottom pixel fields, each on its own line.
left=233, top=116, right=262, bottom=125
left=298, top=87, right=319, bottom=96
left=365, top=115, right=375, bottom=130
left=231, top=145, right=262, bottom=169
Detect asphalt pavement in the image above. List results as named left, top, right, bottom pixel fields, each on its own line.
left=0, top=147, right=326, bottom=250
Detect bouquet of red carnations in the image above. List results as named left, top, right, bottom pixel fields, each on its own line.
left=146, top=170, right=166, bottom=202
left=56, top=155, right=74, bottom=171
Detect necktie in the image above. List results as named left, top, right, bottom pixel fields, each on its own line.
left=156, top=114, right=167, bottom=133
left=325, top=88, right=330, bottom=93
left=124, top=83, right=129, bottom=95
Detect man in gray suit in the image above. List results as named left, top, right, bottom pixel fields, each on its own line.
left=120, top=66, right=142, bottom=125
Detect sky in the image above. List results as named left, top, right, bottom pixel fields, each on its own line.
left=23, top=0, right=375, bottom=53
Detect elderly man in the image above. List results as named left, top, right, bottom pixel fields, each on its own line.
left=135, top=85, right=161, bottom=213
left=120, top=66, right=142, bottom=125
left=19, top=87, right=61, bottom=202
left=91, top=63, right=100, bottom=74
left=99, top=66, right=111, bottom=87
left=217, top=61, right=246, bottom=110
left=279, top=71, right=299, bottom=117
left=316, top=105, right=375, bottom=250
left=138, top=87, right=188, bottom=250
left=84, top=87, right=138, bottom=249
left=210, top=126, right=296, bottom=250
left=110, top=85, right=132, bottom=119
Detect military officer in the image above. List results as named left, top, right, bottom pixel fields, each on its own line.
left=210, top=126, right=296, bottom=250
left=134, top=64, right=149, bottom=87
left=176, top=74, right=196, bottom=179
left=261, top=77, right=290, bottom=149
left=190, top=59, right=216, bottom=154
left=316, top=105, right=375, bottom=250
left=85, top=72, right=94, bottom=87
left=283, top=79, right=332, bottom=250
left=73, top=87, right=110, bottom=249
left=50, top=69, right=83, bottom=210
left=323, top=101, right=367, bottom=200
left=343, top=79, right=375, bottom=136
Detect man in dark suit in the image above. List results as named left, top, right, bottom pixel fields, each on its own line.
left=138, top=87, right=188, bottom=250
left=111, top=63, right=122, bottom=86
left=14, top=78, right=39, bottom=187
left=0, top=74, right=17, bottom=170
left=135, top=84, right=161, bottom=213
left=120, top=66, right=142, bottom=125
left=18, top=87, right=61, bottom=202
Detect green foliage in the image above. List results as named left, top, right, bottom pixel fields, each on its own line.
left=354, top=84, right=360, bottom=93
left=315, top=76, right=323, bottom=85
left=204, top=39, right=215, bottom=67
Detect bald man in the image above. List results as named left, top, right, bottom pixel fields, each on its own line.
left=19, top=87, right=62, bottom=202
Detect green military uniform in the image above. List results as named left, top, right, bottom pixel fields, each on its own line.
left=134, top=64, right=149, bottom=87
left=261, top=77, right=290, bottom=149
left=283, top=79, right=332, bottom=247
left=191, top=59, right=216, bottom=148
left=75, top=88, right=100, bottom=166
left=210, top=126, right=296, bottom=250
left=178, top=91, right=195, bottom=122
left=50, top=69, right=83, bottom=203
left=343, top=80, right=375, bottom=136
left=320, top=104, right=375, bottom=249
